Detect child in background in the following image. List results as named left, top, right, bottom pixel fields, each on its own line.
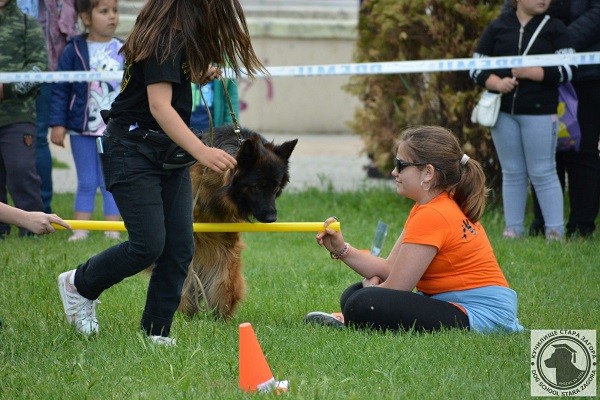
left=190, top=78, right=239, bottom=132
left=49, top=0, right=122, bottom=241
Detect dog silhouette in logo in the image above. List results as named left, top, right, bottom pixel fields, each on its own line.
left=544, top=343, right=586, bottom=386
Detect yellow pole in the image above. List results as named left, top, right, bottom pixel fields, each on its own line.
left=53, top=220, right=340, bottom=233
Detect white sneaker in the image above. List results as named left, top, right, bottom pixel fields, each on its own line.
left=68, top=230, right=89, bottom=242
left=305, top=311, right=345, bottom=328
left=57, top=270, right=99, bottom=335
left=104, top=231, right=120, bottom=240
left=149, top=335, right=177, bottom=347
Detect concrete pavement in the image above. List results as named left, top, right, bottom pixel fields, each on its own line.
left=51, top=132, right=395, bottom=193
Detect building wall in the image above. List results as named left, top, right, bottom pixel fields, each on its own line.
left=116, top=6, right=360, bottom=134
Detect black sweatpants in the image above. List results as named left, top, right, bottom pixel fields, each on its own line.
left=340, top=282, right=470, bottom=332
left=0, top=123, right=44, bottom=236
left=531, top=79, right=600, bottom=236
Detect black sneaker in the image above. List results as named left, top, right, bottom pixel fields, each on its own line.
left=304, top=311, right=344, bottom=328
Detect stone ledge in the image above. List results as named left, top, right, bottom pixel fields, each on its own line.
left=247, top=17, right=356, bottom=39
left=116, top=16, right=357, bottom=40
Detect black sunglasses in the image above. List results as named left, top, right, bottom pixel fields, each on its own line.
left=394, top=158, right=427, bottom=172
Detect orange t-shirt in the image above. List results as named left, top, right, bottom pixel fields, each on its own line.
left=402, top=192, right=508, bottom=295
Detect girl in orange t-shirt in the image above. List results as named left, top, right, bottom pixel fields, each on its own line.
left=307, top=126, right=523, bottom=333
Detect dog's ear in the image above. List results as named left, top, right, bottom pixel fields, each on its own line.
left=236, top=135, right=260, bottom=169
left=274, top=139, right=298, bottom=161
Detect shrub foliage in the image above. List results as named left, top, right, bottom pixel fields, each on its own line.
left=346, top=0, right=503, bottom=198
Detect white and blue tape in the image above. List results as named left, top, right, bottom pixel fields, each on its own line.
left=1, top=52, right=598, bottom=83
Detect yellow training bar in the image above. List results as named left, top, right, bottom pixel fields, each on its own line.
left=53, top=220, right=340, bottom=233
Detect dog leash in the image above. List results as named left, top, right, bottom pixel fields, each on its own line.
left=188, top=78, right=245, bottom=312
left=219, top=78, right=243, bottom=143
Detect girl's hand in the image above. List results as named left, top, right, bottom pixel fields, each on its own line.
left=315, top=216, right=346, bottom=253
left=494, top=76, right=518, bottom=93
left=196, top=146, right=236, bottom=173
left=50, top=126, right=67, bottom=147
left=362, top=276, right=382, bottom=288
left=200, top=65, right=221, bottom=85
left=23, top=212, right=71, bottom=234
left=511, top=66, right=544, bottom=82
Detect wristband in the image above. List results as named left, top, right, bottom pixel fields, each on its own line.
left=330, top=242, right=351, bottom=260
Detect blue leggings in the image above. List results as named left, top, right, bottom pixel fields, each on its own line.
left=70, top=134, right=119, bottom=216
left=492, top=112, right=564, bottom=236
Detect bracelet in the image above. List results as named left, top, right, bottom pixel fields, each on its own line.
left=330, top=242, right=351, bottom=260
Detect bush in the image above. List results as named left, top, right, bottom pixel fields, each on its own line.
left=346, top=0, right=503, bottom=201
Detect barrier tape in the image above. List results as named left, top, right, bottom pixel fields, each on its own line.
left=1, top=52, right=598, bottom=83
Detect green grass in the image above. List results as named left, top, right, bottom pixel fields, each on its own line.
left=51, top=156, right=70, bottom=169
left=1, top=189, right=598, bottom=399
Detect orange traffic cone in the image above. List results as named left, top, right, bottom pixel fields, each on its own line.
left=238, top=322, right=288, bottom=393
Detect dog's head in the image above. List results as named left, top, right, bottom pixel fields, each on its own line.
left=228, top=134, right=297, bottom=223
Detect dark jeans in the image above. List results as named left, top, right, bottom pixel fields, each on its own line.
left=0, top=123, right=44, bottom=236
left=35, top=83, right=53, bottom=214
left=73, top=135, right=194, bottom=337
left=340, top=282, right=469, bottom=332
left=531, top=79, right=600, bottom=236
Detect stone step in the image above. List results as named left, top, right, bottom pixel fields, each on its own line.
left=117, top=0, right=358, bottom=20
left=115, top=1, right=358, bottom=39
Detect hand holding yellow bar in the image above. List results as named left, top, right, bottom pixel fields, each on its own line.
left=52, top=220, right=340, bottom=233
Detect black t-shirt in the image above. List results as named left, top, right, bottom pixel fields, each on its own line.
left=109, top=43, right=191, bottom=131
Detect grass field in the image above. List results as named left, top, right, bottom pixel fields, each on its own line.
left=0, top=189, right=598, bottom=399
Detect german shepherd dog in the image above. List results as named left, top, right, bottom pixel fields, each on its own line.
left=179, top=125, right=297, bottom=319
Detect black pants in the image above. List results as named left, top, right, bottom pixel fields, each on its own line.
left=531, top=79, right=600, bottom=236
left=0, top=123, right=44, bottom=236
left=340, top=282, right=470, bottom=332
left=73, top=135, right=194, bottom=337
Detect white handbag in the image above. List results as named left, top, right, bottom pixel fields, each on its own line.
left=471, top=15, right=550, bottom=128
left=471, top=90, right=501, bottom=127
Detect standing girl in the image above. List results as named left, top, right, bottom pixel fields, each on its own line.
left=57, top=0, right=264, bottom=344
left=470, top=0, right=576, bottom=240
left=49, top=0, right=122, bottom=241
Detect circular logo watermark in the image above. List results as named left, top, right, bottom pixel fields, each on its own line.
left=531, top=330, right=596, bottom=397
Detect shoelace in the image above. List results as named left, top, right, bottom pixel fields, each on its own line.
left=76, top=300, right=100, bottom=332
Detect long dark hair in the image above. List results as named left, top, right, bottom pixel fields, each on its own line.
left=121, top=0, right=266, bottom=82
left=399, top=126, right=488, bottom=222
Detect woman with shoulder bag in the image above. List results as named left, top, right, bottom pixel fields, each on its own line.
left=469, top=0, right=576, bottom=240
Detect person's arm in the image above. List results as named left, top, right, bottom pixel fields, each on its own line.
left=513, top=20, right=576, bottom=85
left=49, top=43, right=75, bottom=135
left=2, top=16, right=47, bottom=100
left=379, top=243, right=436, bottom=291
left=567, top=0, right=600, bottom=51
left=470, top=20, right=516, bottom=92
left=317, top=219, right=435, bottom=291
left=0, top=203, right=71, bottom=234
left=146, top=82, right=236, bottom=173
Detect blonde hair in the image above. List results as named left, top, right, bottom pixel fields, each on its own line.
left=398, top=126, right=488, bottom=222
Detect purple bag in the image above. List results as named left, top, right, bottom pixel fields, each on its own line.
left=556, top=83, right=581, bottom=152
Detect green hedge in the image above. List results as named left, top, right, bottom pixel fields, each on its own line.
left=346, top=0, right=503, bottom=200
